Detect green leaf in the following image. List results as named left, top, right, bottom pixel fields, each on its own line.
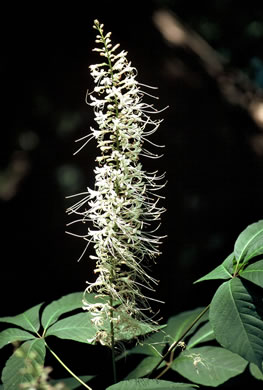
left=125, top=356, right=165, bottom=379
left=41, top=292, right=84, bottom=331
left=45, top=312, right=97, bottom=343
left=45, top=308, right=164, bottom=345
left=50, top=375, right=95, bottom=389
left=249, top=362, right=263, bottom=380
left=1, top=339, right=46, bottom=390
left=172, top=346, right=247, bottom=387
left=194, top=253, right=233, bottom=283
left=187, top=321, right=215, bottom=349
left=165, top=308, right=208, bottom=346
left=0, top=328, right=35, bottom=349
left=234, top=220, right=263, bottom=266
left=106, top=378, right=197, bottom=390
left=0, top=303, right=43, bottom=333
left=241, top=259, right=263, bottom=288
left=209, top=278, right=263, bottom=368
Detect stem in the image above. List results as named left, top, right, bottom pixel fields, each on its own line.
left=110, top=296, right=117, bottom=383
left=45, top=343, right=93, bottom=390
left=148, top=304, right=210, bottom=378
left=155, top=348, right=176, bottom=379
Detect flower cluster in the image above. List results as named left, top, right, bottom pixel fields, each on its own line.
left=67, top=20, right=166, bottom=344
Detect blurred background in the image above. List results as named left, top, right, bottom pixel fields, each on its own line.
left=1, top=1, right=263, bottom=388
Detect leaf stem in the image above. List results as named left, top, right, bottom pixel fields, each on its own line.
left=45, top=343, right=93, bottom=390
left=148, top=304, right=210, bottom=378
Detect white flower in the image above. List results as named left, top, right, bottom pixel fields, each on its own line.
left=67, top=20, right=166, bottom=344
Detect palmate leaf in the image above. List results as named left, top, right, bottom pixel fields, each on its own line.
left=194, top=253, right=234, bottom=283
left=41, top=292, right=84, bottom=331
left=241, top=259, right=263, bottom=288
left=106, top=379, right=197, bottom=390
left=172, top=346, right=247, bottom=387
left=234, top=220, right=263, bottom=266
left=0, top=303, right=43, bottom=333
left=0, top=328, right=35, bottom=349
left=45, top=312, right=97, bottom=343
left=1, top=339, right=46, bottom=390
left=209, top=277, right=263, bottom=368
left=45, top=310, right=164, bottom=345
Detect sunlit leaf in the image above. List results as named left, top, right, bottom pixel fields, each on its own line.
left=209, top=278, right=263, bottom=368
left=172, top=346, right=247, bottom=387
left=0, top=303, right=43, bottom=333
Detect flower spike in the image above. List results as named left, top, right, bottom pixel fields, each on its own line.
left=67, top=20, right=166, bottom=345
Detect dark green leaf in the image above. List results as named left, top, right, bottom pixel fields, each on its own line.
left=172, top=346, right=247, bottom=387
left=0, top=328, right=35, bottom=349
left=209, top=278, right=263, bottom=368
left=241, top=259, right=263, bottom=288
left=45, top=312, right=97, bottom=344
left=41, top=292, right=84, bottom=331
left=234, top=220, right=263, bottom=266
left=106, top=379, right=197, bottom=389
left=0, top=303, right=43, bottom=333
left=1, top=339, right=46, bottom=390
left=194, top=253, right=233, bottom=283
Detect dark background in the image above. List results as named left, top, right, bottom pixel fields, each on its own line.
left=1, top=1, right=263, bottom=388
